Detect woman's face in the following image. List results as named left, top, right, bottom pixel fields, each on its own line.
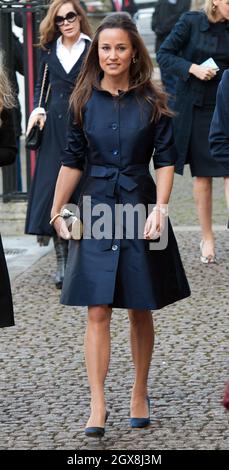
left=55, top=2, right=81, bottom=40
left=214, top=0, right=229, bottom=20
left=98, top=28, right=135, bottom=80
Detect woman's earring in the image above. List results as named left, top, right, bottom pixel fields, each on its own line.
left=132, top=56, right=137, bottom=64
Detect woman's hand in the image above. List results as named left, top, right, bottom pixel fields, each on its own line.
left=144, top=208, right=166, bottom=240
left=53, top=216, right=71, bottom=240
left=189, top=64, right=217, bottom=81
left=26, top=114, right=46, bottom=136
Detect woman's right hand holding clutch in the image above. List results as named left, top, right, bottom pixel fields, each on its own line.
left=189, top=64, right=217, bottom=81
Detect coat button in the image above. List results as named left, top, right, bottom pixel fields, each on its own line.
left=60, top=93, right=64, bottom=98
left=58, top=114, right=62, bottom=119
left=113, top=150, right=119, bottom=156
left=112, top=244, right=118, bottom=251
left=112, top=123, right=118, bottom=130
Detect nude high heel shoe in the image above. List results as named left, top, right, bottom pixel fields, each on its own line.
left=200, top=240, right=217, bottom=264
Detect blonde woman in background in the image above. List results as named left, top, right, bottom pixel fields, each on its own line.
left=157, top=0, right=229, bottom=263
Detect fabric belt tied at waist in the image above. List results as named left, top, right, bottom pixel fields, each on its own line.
left=88, top=164, right=150, bottom=197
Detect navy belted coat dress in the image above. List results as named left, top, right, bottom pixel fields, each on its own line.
left=157, top=11, right=229, bottom=176
left=60, top=88, right=190, bottom=309
left=25, top=39, right=90, bottom=236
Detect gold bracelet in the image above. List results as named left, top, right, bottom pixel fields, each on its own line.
left=49, top=213, right=62, bottom=226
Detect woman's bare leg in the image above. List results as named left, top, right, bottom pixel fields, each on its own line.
left=128, top=309, right=154, bottom=417
left=85, top=305, right=112, bottom=427
left=193, top=176, right=215, bottom=256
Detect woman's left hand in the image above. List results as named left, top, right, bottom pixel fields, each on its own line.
left=144, top=209, right=166, bottom=240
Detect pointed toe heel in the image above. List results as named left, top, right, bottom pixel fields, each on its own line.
left=85, top=411, right=109, bottom=438
left=130, top=396, right=151, bottom=428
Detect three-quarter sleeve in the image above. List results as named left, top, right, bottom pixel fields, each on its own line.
left=153, top=114, right=176, bottom=170
left=209, top=71, right=229, bottom=172
left=61, top=114, right=88, bottom=171
left=157, top=12, right=192, bottom=82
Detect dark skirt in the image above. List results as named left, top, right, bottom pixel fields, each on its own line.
left=61, top=226, right=190, bottom=310
left=187, top=105, right=229, bottom=177
left=60, top=171, right=191, bottom=310
left=0, top=235, right=14, bottom=327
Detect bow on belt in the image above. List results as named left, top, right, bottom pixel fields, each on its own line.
left=88, top=164, right=150, bottom=197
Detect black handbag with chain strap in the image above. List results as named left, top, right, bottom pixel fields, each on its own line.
left=25, top=63, right=50, bottom=150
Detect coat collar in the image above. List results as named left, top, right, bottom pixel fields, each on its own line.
left=44, top=39, right=90, bottom=79
left=199, top=12, right=229, bottom=31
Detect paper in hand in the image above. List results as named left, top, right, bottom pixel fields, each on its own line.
left=200, top=57, right=219, bottom=71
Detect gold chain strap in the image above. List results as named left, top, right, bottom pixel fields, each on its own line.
left=38, top=63, right=50, bottom=108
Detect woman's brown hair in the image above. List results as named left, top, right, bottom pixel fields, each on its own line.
left=70, top=12, right=173, bottom=126
left=39, top=0, right=92, bottom=48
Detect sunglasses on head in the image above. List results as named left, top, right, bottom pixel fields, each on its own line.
left=55, top=11, right=78, bottom=27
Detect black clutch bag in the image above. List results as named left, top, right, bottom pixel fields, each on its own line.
left=25, top=124, right=43, bottom=150
left=25, top=63, right=50, bottom=151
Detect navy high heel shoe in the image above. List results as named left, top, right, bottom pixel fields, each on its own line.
left=85, top=411, right=109, bottom=438
left=130, top=396, right=150, bottom=428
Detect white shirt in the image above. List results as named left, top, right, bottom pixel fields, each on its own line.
left=56, top=32, right=90, bottom=74
left=30, top=33, right=91, bottom=119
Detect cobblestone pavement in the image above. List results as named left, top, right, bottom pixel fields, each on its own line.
left=0, top=170, right=229, bottom=451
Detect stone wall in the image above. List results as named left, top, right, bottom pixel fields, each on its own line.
left=0, top=201, right=27, bottom=235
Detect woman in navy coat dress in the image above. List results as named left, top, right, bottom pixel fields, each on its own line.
left=25, top=0, right=91, bottom=288
left=157, top=1, right=229, bottom=263
left=51, top=13, right=190, bottom=436
left=0, top=65, right=16, bottom=328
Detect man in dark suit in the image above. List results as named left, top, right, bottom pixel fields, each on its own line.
left=152, top=0, right=191, bottom=106
left=152, top=0, right=191, bottom=52
left=209, top=69, right=229, bottom=231
left=209, top=70, right=229, bottom=410
left=209, top=68, right=229, bottom=220
left=209, top=70, right=229, bottom=176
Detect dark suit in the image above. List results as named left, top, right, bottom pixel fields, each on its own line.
left=209, top=70, right=229, bottom=174
left=151, top=0, right=191, bottom=52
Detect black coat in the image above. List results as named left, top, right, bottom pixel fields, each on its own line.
left=0, top=108, right=17, bottom=166
left=25, top=39, right=90, bottom=236
left=209, top=70, right=229, bottom=174
left=12, top=34, right=24, bottom=137
left=60, top=88, right=190, bottom=309
left=157, top=11, right=229, bottom=174
left=0, top=109, right=15, bottom=327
